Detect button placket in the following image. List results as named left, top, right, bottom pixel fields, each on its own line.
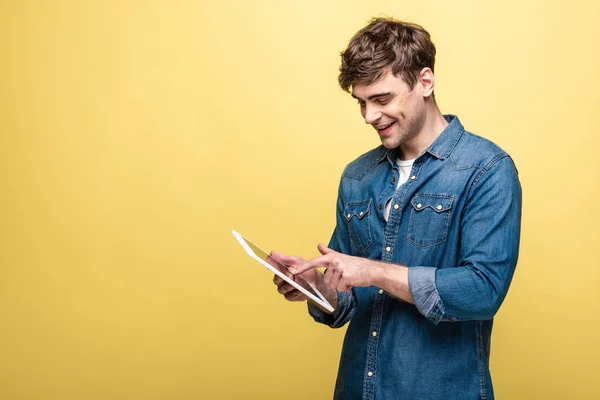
left=364, top=286, right=386, bottom=397
left=365, top=160, right=422, bottom=398
left=382, top=160, right=422, bottom=263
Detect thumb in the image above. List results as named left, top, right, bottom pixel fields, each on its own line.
left=270, top=250, right=292, bottom=264
left=270, top=250, right=302, bottom=268
left=269, top=250, right=286, bottom=260
left=317, top=243, right=335, bottom=255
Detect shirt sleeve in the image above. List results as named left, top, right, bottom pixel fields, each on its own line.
left=408, top=155, right=522, bottom=325
left=306, top=173, right=358, bottom=328
left=308, top=289, right=356, bottom=328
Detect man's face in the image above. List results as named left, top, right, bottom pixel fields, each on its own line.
left=352, top=70, right=427, bottom=150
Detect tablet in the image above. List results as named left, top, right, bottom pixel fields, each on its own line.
left=232, top=230, right=334, bottom=312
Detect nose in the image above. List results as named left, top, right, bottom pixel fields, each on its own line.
left=363, top=104, right=381, bottom=125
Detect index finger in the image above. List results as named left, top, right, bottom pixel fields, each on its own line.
left=292, top=256, right=326, bottom=275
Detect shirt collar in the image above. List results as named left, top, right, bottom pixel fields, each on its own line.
left=376, top=114, right=464, bottom=164
left=425, top=114, right=464, bottom=160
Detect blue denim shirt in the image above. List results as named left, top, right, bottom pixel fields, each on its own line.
left=309, top=115, right=521, bottom=400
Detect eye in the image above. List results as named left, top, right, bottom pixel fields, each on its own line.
left=357, top=100, right=366, bottom=107
left=376, top=99, right=390, bottom=105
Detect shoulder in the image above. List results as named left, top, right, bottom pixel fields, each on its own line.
left=451, top=130, right=515, bottom=172
left=342, top=145, right=388, bottom=180
left=451, top=130, right=520, bottom=194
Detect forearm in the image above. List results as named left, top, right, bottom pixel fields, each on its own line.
left=370, top=261, right=414, bottom=304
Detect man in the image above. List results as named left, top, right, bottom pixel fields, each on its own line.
left=272, top=17, right=521, bottom=400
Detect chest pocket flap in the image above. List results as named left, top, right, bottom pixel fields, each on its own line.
left=410, top=194, right=453, bottom=213
left=345, top=201, right=371, bottom=221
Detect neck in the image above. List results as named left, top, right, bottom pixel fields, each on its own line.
left=398, top=103, right=448, bottom=161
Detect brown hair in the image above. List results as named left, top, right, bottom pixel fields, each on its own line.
left=338, top=17, right=436, bottom=92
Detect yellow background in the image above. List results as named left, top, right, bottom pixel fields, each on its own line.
left=1, top=1, right=599, bottom=399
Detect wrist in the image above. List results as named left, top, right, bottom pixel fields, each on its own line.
left=370, top=261, right=389, bottom=288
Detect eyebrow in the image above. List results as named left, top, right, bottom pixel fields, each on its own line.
left=351, top=92, right=392, bottom=101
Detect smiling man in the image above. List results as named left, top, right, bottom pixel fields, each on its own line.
left=272, top=17, right=521, bottom=400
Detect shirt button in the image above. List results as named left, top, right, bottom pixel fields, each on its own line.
left=385, top=246, right=391, bottom=252
left=367, top=371, right=373, bottom=377
left=436, top=205, right=442, bottom=210
left=346, top=213, right=351, bottom=219
left=359, top=211, right=364, bottom=217
left=393, top=204, right=399, bottom=210
left=372, top=331, right=377, bottom=337
left=410, top=175, right=416, bottom=180
left=416, top=203, right=422, bottom=209
left=378, top=289, right=384, bottom=294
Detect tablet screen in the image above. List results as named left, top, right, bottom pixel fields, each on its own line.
left=232, top=230, right=334, bottom=312
left=242, top=234, right=324, bottom=300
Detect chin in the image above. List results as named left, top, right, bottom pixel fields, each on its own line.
left=381, top=141, right=397, bottom=149
left=380, top=136, right=401, bottom=149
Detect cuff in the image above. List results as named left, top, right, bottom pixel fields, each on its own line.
left=307, top=289, right=355, bottom=328
left=408, top=266, right=453, bottom=325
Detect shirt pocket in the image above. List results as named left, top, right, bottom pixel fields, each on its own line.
left=344, top=200, right=372, bottom=254
left=407, top=194, right=454, bottom=248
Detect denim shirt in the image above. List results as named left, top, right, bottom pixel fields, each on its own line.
left=309, top=115, right=522, bottom=400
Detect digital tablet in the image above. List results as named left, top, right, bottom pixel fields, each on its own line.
left=231, top=230, right=334, bottom=312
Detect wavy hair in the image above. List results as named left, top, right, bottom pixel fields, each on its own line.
left=339, top=17, right=436, bottom=92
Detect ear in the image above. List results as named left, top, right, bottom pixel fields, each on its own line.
left=418, top=67, right=435, bottom=98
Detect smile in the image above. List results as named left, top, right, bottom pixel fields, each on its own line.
left=376, top=121, right=396, bottom=133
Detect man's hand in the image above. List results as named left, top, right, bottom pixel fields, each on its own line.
left=269, top=250, right=320, bottom=302
left=270, top=249, right=339, bottom=313
left=291, top=243, right=380, bottom=292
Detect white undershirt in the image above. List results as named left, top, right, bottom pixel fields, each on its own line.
left=384, top=157, right=415, bottom=221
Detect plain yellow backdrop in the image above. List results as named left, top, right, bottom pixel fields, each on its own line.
left=1, top=1, right=599, bottom=399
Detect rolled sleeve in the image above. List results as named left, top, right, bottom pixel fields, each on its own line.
left=308, top=289, right=356, bottom=328
left=408, top=266, right=454, bottom=324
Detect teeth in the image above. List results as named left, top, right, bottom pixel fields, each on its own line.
left=378, top=122, right=393, bottom=129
